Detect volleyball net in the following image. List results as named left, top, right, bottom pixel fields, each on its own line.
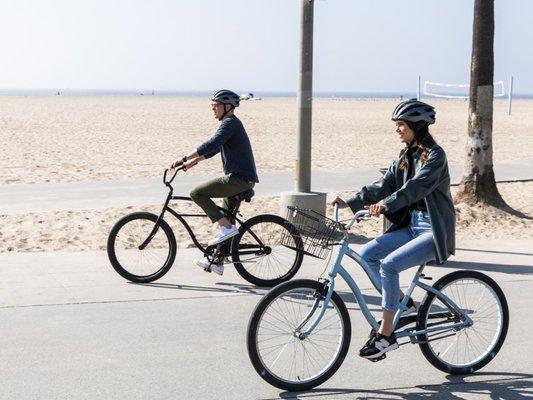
left=423, top=80, right=506, bottom=99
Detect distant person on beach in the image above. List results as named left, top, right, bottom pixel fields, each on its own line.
left=169, top=89, right=259, bottom=275
left=332, top=99, right=455, bottom=361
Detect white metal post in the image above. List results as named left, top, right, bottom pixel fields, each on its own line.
left=507, top=75, right=513, bottom=116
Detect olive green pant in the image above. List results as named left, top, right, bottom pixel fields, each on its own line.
left=189, top=174, right=255, bottom=223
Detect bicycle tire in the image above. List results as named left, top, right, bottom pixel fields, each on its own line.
left=231, top=214, right=303, bottom=287
left=417, top=270, right=509, bottom=374
left=107, top=212, right=176, bottom=283
left=247, top=279, right=351, bottom=391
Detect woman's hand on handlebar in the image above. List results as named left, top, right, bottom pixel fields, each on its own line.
left=331, top=197, right=349, bottom=209
left=364, top=203, right=384, bottom=217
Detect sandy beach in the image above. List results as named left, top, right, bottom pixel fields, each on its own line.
left=1, top=96, right=533, bottom=186
left=1, top=181, right=532, bottom=253
left=1, top=95, right=532, bottom=253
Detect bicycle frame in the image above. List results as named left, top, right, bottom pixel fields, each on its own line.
left=139, top=168, right=265, bottom=260
left=299, top=238, right=473, bottom=342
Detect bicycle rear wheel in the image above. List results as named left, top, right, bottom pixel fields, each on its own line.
left=417, top=270, right=509, bottom=374
left=231, top=214, right=303, bottom=287
left=247, top=279, right=351, bottom=391
left=107, top=212, right=176, bottom=283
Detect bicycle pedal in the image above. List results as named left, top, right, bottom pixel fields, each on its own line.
left=203, top=267, right=212, bottom=273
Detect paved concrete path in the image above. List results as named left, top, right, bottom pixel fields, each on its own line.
left=1, top=159, right=533, bottom=214
left=1, top=239, right=532, bottom=399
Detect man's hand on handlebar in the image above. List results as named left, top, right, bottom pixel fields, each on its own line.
left=364, top=203, right=385, bottom=217
left=170, top=151, right=205, bottom=171
left=170, top=155, right=187, bottom=170
left=182, top=160, right=198, bottom=171
left=331, top=197, right=349, bottom=209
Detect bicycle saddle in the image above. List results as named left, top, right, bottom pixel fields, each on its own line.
left=236, top=189, right=255, bottom=203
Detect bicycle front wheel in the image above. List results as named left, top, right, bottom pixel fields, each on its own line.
left=231, top=214, right=303, bottom=287
left=417, top=270, right=509, bottom=374
left=247, top=279, right=351, bottom=391
left=107, top=212, right=176, bottom=283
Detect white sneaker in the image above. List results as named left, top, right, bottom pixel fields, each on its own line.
left=208, top=225, right=239, bottom=246
left=194, top=259, right=224, bottom=275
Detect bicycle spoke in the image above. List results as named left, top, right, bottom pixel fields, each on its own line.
left=237, top=220, right=301, bottom=283
left=255, top=286, right=345, bottom=384
left=424, top=277, right=504, bottom=368
left=112, top=216, right=172, bottom=278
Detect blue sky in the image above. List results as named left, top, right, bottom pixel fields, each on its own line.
left=0, top=0, right=531, bottom=94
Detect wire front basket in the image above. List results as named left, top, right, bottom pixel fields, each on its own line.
left=281, top=206, right=345, bottom=259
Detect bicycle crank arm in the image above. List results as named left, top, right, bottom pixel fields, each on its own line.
left=409, top=331, right=457, bottom=345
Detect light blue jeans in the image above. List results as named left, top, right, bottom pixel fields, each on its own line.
left=359, top=211, right=436, bottom=311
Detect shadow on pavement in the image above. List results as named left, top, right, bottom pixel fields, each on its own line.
left=139, top=281, right=384, bottom=311
left=137, top=281, right=269, bottom=296
left=441, top=260, right=533, bottom=275
left=456, top=247, right=533, bottom=257
left=273, top=372, right=533, bottom=399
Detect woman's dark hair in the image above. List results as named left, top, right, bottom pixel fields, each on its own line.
left=398, top=120, right=437, bottom=170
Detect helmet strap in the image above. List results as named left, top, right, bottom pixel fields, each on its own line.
left=219, top=104, right=235, bottom=121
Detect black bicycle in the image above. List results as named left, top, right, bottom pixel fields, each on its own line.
left=107, top=167, right=304, bottom=287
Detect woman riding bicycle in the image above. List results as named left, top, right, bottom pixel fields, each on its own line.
left=333, top=99, right=455, bottom=360
left=170, top=89, right=259, bottom=275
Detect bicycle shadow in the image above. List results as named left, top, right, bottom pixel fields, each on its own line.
left=440, top=260, right=533, bottom=275
left=136, top=281, right=269, bottom=296
left=272, top=372, right=533, bottom=399
left=456, top=247, right=533, bottom=257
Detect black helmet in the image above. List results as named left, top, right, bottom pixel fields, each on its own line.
left=211, top=89, right=240, bottom=108
left=392, top=99, right=436, bottom=125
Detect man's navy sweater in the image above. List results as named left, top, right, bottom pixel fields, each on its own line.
left=197, top=115, right=259, bottom=183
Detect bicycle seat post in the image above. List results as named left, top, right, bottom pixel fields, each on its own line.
left=232, top=198, right=242, bottom=214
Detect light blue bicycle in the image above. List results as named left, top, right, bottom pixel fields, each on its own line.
left=247, top=205, right=509, bottom=391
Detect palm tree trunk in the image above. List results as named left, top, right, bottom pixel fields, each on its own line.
left=455, top=0, right=506, bottom=207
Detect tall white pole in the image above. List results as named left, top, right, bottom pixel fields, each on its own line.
left=417, top=75, right=421, bottom=100
left=507, top=75, right=513, bottom=116
left=296, top=0, right=314, bottom=192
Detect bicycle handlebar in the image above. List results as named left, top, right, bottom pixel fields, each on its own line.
left=163, top=167, right=181, bottom=186
left=163, top=162, right=200, bottom=188
left=331, top=202, right=370, bottom=229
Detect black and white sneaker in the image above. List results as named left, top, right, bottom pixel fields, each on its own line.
left=359, top=333, right=398, bottom=359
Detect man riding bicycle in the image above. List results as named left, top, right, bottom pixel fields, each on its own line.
left=170, top=89, right=259, bottom=276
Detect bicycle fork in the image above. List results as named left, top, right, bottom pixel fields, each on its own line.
left=296, top=279, right=336, bottom=340
left=138, top=193, right=172, bottom=250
